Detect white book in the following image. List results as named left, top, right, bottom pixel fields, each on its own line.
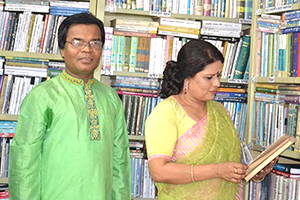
left=161, top=38, right=167, bottom=74
left=179, top=0, right=188, bottom=14
left=8, top=76, right=21, bottom=115
left=154, top=37, right=163, bottom=76
left=28, top=14, right=40, bottom=52
left=2, top=74, right=13, bottom=114
left=143, top=0, right=150, bottom=11
left=171, top=37, right=180, bottom=61
left=5, top=66, right=47, bottom=77
left=222, top=43, right=234, bottom=78
left=148, top=38, right=157, bottom=75
left=225, top=41, right=238, bottom=79
left=172, top=0, right=179, bottom=13
left=202, top=20, right=242, bottom=31
left=0, top=138, right=7, bottom=177
left=156, top=17, right=201, bottom=29
left=229, top=39, right=243, bottom=79
left=200, top=28, right=241, bottom=38
left=5, top=3, right=49, bottom=13
left=14, top=76, right=25, bottom=114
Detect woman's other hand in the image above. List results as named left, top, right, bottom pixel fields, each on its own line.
left=251, top=156, right=279, bottom=183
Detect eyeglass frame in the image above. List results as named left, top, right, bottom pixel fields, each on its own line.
left=65, top=38, right=103, bottom=50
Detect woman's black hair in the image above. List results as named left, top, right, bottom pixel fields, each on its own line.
left=58, top=12, right=105, bottom=49
left=160, top=39, right=224, bottom=98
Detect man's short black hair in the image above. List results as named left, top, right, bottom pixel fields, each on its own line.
left=58, top=12, right=105, bottom=49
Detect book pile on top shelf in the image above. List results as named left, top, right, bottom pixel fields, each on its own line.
left=0, top=57, right=46, bottom=115
left=105, top=0, right=253, bottom=20
left=0, top=11, right=66, bottom=54
left=200, top=21, right=250, bottom=80
left=111, top=76, right=162, bottom=136
left=49, top=0, right=89, bottom=16
left=215, top=83, right=248, bottom=141
left=4, top=0, right=50, bottom=13
left=253, top=84, right=300, bottom=151
left=248, top=163, right=300, bottom=200
left=131, top=158, right=156, bottom=199
left=47, top=61, right=65, bottom=78
left=155, top=17, right=201, bottom=39
left=0, top=121, right=16, bottom=179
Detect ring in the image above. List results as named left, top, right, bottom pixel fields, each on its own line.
left=234, top=168, right=238, bottom=174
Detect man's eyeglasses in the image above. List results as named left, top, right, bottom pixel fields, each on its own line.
left=66, top=39, right=103, bottom=50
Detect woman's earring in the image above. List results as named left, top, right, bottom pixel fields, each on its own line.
left=184, top=81, right=189, bottom=95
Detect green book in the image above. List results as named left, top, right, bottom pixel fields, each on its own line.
left=129, top=36, right=138, bottom=72
left=234, top=35, right=251, bottom=79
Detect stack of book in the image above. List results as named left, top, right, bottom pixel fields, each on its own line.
left=47, top=61, right=65, bottom=78
left=273, top=163, right=300, bottom=179
left=0, top=190, right=9, bottom=200
left=129, top=141, right=145, bottom=158
left=49, top=0, right=89, bottom=16
left=215, top=83, right=248, bottom=140
left=156, top=17, right=201, bottom=39
left=201, top=20, right=242, bottom=38
left=4, top=0, right=50, bottom=13
left=282, top=10, right=300, bottom=34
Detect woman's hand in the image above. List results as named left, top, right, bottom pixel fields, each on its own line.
left=216, top=162, right=248, bottom=184
left=251, top=156, right=279, bottom=183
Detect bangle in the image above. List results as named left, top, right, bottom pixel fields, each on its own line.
left=191, top=165, right=195, bottom=183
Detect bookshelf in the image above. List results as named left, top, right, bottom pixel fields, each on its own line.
left=245, top=0, right=300, bottom=198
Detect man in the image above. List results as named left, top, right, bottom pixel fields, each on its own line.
left=9, top=13, right=131, bottom=200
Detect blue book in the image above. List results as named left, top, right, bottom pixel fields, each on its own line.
left=273, top=163, right=300, bottom=174
left=293, top=32, right=298, bottom=77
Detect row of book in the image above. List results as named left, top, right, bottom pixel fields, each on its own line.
left=105, top=0, right=253, bottom=20
left=122, top=94, right=162, bottom=136
left=3, top=0, right=89, bottom=15
left=254, top=11, right=300, bottom=77
left=130, top=158, right=156, bottom=198
left=203, top=34, right=250, bottom=80
left=252, top=84, right=300, bottom=151
left=248, top=163, right=300, bottom=200
left=0, top=11, right=66, bottom=54
left=101, top=18, right=250, bottom=79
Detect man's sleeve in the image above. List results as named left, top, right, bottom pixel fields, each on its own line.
left=111, top=94, right=131, bottom=200
left=9, top=92, right=47, bottom=200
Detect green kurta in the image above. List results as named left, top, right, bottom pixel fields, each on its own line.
left=9, top=71, right=131, bottom=200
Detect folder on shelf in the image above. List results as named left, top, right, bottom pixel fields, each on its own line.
left=244, top=134, right=296, bottom=182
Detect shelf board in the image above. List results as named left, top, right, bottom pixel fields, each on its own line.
left=0, top=177, right=8, bottom=184
left=0, top=114, right=18, bottom=121
left=252, top=144, right=300, bottom=160
left=128, top=135, right=145, bottom=141
left=255, top=77, right=300, bottom=84
left=0, top=51, right=63, bottom=61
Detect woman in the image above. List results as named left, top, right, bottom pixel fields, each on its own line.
left=145, top=39, right=276, bottom=200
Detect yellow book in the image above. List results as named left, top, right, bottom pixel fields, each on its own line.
left=159, top=25, right=200, bottom=35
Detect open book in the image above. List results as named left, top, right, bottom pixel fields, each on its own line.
left=244, top=135, right=296, bottom=182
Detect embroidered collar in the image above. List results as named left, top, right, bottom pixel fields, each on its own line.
left=61, top=70, right=94, bottom=85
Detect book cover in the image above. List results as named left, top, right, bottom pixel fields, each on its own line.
left=273, top=163, right=300, bottom=174
left=244, top=135, right=296, bottom=182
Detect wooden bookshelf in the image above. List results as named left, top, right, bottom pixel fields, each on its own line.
left=0, top=51, right=63, bottom=61
left=0, top=114, right=18, bottom=121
